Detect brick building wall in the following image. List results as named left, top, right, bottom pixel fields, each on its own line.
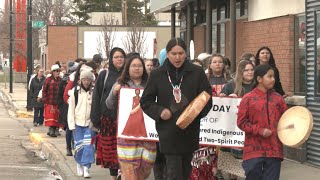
left=225, top=18, right=247, bottom=62
left=47, top=26, right=78, bottom=68
left=241, top=15, right=295, bottom=93
left=193, top=25, right=206, bottom=58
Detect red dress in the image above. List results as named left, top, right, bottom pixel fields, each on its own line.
left=121, top=96, right=147, bottom=137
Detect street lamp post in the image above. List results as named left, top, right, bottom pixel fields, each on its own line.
left=9, top=0, right=13, bottom=93
left=26, top=0, right=33, bottom=111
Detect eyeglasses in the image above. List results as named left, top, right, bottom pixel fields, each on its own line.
left=113, top=56, right=124, bottom=59
left=130, top=64, right=143, bottom=68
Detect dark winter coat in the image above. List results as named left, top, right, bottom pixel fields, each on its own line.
left=140, top=59, right=212, bottom=154
left=237, top=88, right=287, bottom=161
left=30, top=75, right=45, bottom=108
left=58, top=73, right=69, bottom=126
left=91, top=61, right=124, bottom=129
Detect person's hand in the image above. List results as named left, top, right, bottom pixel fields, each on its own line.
left=219, top=93, right=226, bottom=97
left=228, top=93, right=238, bottom=98
left=160, top=108, right=172, bottom=120
left=37, top=97, right=41, bottom=102
left=259, top=128, right=272, bottom=138
left=113, top=84, right=122, bottom=96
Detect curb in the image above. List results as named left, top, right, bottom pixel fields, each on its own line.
left=29, top=133, right=79, bottom=180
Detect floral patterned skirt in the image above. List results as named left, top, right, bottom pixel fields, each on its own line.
left=96, top=115, right=119, bottom=169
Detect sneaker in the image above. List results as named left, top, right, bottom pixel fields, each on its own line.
left=33, top=123, right=38, bottom=127
left=83, top=166, right=90, bottom=178
left=77, top=164, right=83, bottom=177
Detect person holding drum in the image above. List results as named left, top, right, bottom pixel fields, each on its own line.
left=140, top=38, right=212, bottom=180
left=237, top=64, right=287, bottom=180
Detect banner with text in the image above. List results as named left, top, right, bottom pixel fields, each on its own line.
left=200, top=97, right=244, bottom=147
left=117, top=88, right=244, bottom=147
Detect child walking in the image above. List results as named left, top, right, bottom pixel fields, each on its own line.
left=68, top=70, right=95, bottom=178
left=237, top=64, right=287, bottom=180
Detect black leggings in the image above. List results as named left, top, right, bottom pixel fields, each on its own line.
left=109, top=168, right=118, bottom=176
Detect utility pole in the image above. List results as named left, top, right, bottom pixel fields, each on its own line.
left=9, top=0, right=13, bottom=93
left=26, top=0, right=33, bottom=111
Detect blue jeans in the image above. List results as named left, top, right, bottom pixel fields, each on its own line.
left=33, top=107, right=44, bottom=125
left=242, top=157, right=282, bottom=180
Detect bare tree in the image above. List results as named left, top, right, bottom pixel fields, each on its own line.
left=96, top=15, right=118, bottom=60
left=123, top=23, right=147, bottom=57
left=33, top=0, right=77, bottom=25
left=0, top=9, right=9, bottom=54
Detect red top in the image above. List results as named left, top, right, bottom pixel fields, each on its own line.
left=63, top=80, right=74, bottom=104
left=237, top=88, right=287, bottom=161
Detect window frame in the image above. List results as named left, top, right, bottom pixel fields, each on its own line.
left=315, top=11, right=320, bottom=96
left=293, top=13, right=306, bottom=95
left=211, top=0, right=248, bottom=55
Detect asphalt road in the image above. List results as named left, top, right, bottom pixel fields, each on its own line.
left=0, top=92, right=61, bottom=180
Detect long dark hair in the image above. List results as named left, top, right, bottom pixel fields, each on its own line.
left=109, top=47, right=126, bottom=71
left=166, top=38, right=187, bottom=52
left=255, top=46, right=276, bottom=67
left=117, top=55, right=148, bottom=86
left=253, top=64, right=274, bottom=88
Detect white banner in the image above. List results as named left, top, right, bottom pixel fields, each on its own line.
left=117, top=88, right=244, bottom=147
left=200, top=97, right=244, bottom=147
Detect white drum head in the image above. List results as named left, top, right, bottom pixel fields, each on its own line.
left=277, top=106, right=313, bottom=148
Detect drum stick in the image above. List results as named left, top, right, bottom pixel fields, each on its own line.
left=278, top=124, right=295, bottom=131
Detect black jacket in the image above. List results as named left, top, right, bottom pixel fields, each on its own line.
left=91, top=63, right=123, bottom=129
left=30, top=75, right=45, bottom=108
left=58, top=74, right=69, bottom=126
left=140, top=59, right=212, bottom=154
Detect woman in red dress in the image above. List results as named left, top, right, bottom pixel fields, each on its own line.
left=121, top=89, right=147, bottom=137
left=42, top=64, right=61, bottom=137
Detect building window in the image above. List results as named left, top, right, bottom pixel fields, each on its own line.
left=212, top=3, right=227, bottom=55
left=294, top=14, right=306, bottom=94
left=316, top=11, right=320, bottom=95
left=219, top=23, right=225, bottom=55
left=212, top=0, right=247, bottom=55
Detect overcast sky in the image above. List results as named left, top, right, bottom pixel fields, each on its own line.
left=0, top=1, right=4, bottom=10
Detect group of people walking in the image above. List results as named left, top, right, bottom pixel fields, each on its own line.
left=29, top=37, right=288, bottom=180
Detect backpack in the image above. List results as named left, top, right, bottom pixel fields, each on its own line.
left=74, top=87, right=79, bottom=107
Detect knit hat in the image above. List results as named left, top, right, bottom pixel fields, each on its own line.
left=80, top=64, right=93, bottom=73
left=80, top=70, right=95, bottom=81
left=51, top=64, right=60, bottom=71
left=67, top=61, right=79, bottom=73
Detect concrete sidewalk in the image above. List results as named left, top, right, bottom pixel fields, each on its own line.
left=1, top=82, right=320, bottom=180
